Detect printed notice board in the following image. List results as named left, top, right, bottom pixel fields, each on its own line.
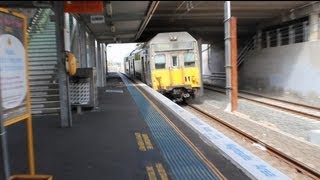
left=0, top=8, right=30, bottom=125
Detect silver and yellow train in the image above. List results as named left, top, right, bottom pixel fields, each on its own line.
left=124, top=31, right=201, bottom=102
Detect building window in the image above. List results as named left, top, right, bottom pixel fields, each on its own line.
left=269, top=30, right=277, bottom=47
left=294, top=22, right=304, bottom=43
left=281, top=27, right=289, bottom=45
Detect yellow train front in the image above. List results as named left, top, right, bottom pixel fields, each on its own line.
left=124, top=32, right=201, bottom=102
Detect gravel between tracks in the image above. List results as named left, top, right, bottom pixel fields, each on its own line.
left=187, top=89, right=320, bottom=178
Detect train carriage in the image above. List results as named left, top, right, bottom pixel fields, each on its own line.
left=124, top=31, right=201, bottom=102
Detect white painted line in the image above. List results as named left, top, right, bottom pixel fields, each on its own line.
left=105, top=89, right=123, bottom=93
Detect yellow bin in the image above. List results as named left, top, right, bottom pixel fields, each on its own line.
left=10, top=175, right=53, bottom=180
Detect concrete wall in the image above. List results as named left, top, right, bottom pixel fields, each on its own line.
left=239, top=41, right=320, bottom=106
left=202, top=44, right=226, bottom=88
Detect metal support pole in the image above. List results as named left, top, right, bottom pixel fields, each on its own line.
left=224, top=1, right=232, bottom=111
left=102, top=44, right=107, bottom=86
left=96, top=42, right=103, bottom=87
left=0, top=108, right=10, bottom=180
left=230, top=17, right=238, bottom=112
left=64, top=13, right=71, bottom=52
left=105, top=44, right=108, bottom=76
left=86, top=32, right=90, bottom=67
left=90, top=35, right=96, bottom=68
left=53, top=1, right=73, bottom=127
left=198, top=38, right=204, bottom=96
left=79, top=23, right=87, bottom=68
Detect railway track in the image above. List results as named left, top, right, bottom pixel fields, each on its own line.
left=204, top=85, right=320, bottom=121
left=185, top=104, right=320, bottom=180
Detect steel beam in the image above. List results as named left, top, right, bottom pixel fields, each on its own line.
left=144, top=26, right=251, bottom=33
left=135, top=1, right=160, bottom=40
left=53, top=1, right=72, bottom=127
left=96, top=31, right=137, bottom=36
left=261, top=1, right=320, bottom=28
left=83, top=14, right=146, bottom=23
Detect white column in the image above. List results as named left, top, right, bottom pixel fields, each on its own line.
left=288, top=25, right=295, bottom=44
left=266, top=31, right=270, bottom=48
left=256, top=30, right=262, bottom=50
left=277, top=28, right=281, bottom=46
left=303, top=21, right=309, bottom=42
left=309, top=12, right=319, bottom=41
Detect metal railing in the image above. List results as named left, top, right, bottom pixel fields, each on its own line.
left=237, top=19, right=315, bottom=67
left=237, top=36, right=256, bottom=66
left=27, top=8, right=52, bottom=34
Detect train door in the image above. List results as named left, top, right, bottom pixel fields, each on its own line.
left=132, top=58, right=135, bottom=77
left=169, top=53, right=183, bottom=86
left=144, top=54, right=151, bottom=86
left=141, top=56, right=145, bottom=82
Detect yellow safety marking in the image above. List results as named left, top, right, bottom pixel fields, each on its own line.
left=146, top=165, right=157, bottom=180
left=135, top=132, right=146, bottom=151
left=135, top=86, right=227, bottom=180
left=142, top=134, right=154, bottom=150
left=156, top=163, right=169, bottom=180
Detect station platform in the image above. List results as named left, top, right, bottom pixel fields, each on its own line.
left=2, top=72, right=290, bottom=180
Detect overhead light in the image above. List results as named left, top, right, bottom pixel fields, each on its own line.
left=106, top=2, right=112, bottom=16
left=169, top=36, right=177, bottom=41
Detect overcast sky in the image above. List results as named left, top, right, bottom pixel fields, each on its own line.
left=107, top=43, right=138, bottom=64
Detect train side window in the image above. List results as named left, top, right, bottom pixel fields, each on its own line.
left=184, top=52, right=195, bottom=67
left=154, top=54, right=166, bottom=69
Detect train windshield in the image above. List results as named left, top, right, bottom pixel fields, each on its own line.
left=184, top=52, right=195, bottom=67
left=154, top=54, right=166, bottom=69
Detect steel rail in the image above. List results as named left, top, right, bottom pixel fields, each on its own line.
left=186, top=104, right=320, bottom=180
left=204, top=85, right=320, bottom=121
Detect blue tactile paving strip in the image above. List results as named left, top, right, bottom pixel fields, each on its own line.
left=123, top=74, right=291, bottom=180
left=120, top=74, right=220, bottom=180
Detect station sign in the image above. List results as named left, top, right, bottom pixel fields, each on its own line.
left=0, top=8, right=30, bottom=125
left=64, top=1, right=104, bottom=14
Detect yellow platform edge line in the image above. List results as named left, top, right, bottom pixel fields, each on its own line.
left=134, top=85, right=227, bottom=180
left=146, top=165, right=157, bottom=180
left=156, top=163, right=169, bottom=180
left=135, top=132, right=146, bottom=151
left=142, top=134, right=154, bottom=150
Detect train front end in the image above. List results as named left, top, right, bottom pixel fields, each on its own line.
left=149, top=32, right=201, bottom=102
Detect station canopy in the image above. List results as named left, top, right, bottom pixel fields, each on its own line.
left=1, top=1, right=317, bottom=44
